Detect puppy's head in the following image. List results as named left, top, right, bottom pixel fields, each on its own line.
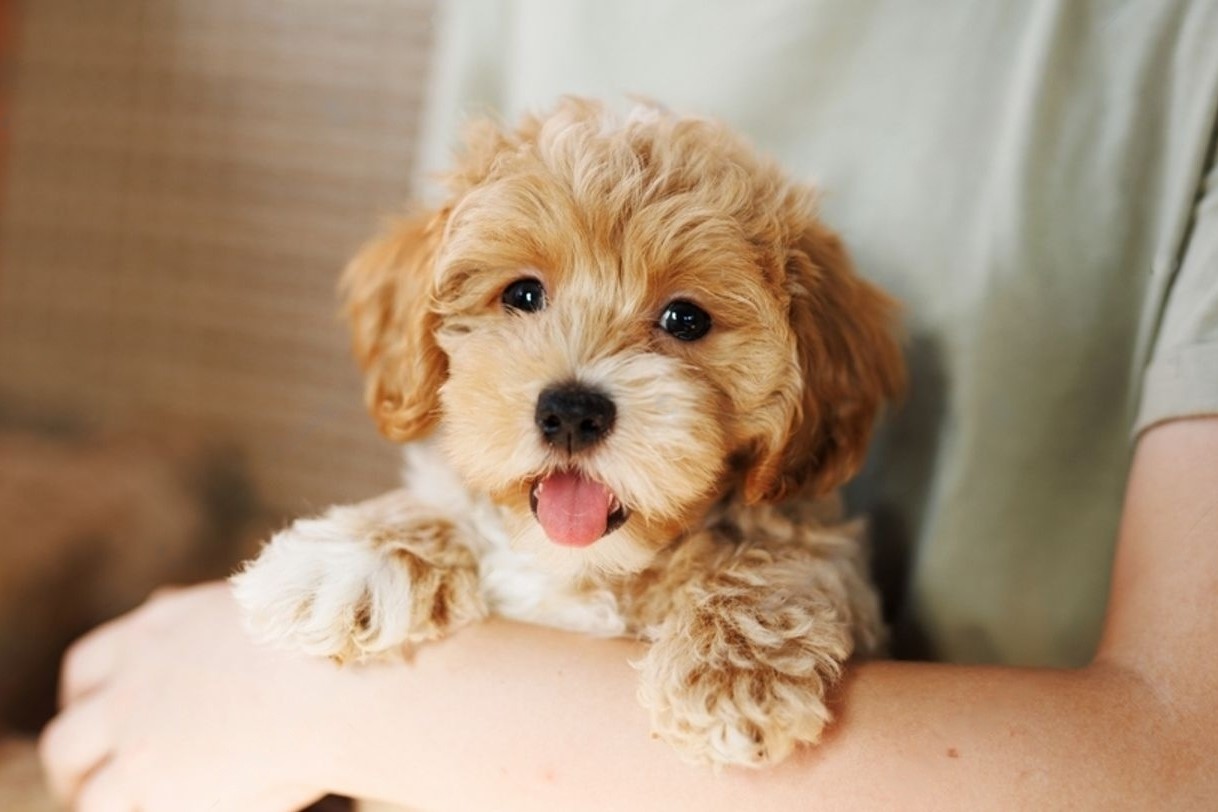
left=343, top=98, right=904, bottom=577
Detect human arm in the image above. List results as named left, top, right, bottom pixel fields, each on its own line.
left=40, top=417, right=1218, bottom=811
left=312, top=416, right=1218, bottom=809
left=317, top=410, right=1218, bottom=809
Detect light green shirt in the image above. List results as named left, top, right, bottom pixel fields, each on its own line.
left=417, top=1, right=1218, bottom=667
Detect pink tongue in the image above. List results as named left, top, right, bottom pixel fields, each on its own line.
left=535, top=471, right=613, bottom=547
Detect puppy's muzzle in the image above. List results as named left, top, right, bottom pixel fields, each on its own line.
left=535, top=384, right=615, bottom=453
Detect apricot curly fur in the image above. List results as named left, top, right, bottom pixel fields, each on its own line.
left=234, top=97, right=904, bottom=767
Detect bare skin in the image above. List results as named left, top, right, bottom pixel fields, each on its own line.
left=39, top=417, right=1218, bottom=811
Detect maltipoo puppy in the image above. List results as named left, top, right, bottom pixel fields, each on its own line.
left=233, top=97, right=904, bottom=767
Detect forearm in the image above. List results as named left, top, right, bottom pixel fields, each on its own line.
left=296, top=422, right=1217, bottom=810
left=309, top=620, right=1190, bottom=811
left=38, top=422, right=1218, bottom=811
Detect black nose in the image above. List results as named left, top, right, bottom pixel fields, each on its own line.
left=535, top=384, right=616, bottom=452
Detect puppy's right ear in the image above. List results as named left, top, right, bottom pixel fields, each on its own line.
left=340, top=211, right=447, bottom=442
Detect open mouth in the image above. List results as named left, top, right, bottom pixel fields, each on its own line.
left=529, top=470, right=629, bottom=548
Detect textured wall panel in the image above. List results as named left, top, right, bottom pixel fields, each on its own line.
left=0, top=0, right=437, bottom=513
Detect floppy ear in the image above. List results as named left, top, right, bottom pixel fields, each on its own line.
left=744, top=218, right=906, bottom=503
left=340, top=211, right=448, bottom=442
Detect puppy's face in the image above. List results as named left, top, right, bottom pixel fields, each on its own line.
left=344, top=99, right=903, bottom=577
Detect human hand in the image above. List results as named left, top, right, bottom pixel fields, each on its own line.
left=39, top=581, right=332, bottom=812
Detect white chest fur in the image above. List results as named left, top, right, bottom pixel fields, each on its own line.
left=401, top=443, right=628, bottom=638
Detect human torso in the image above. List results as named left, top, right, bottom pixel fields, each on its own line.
left=420, top=0, right=1218, bottom=665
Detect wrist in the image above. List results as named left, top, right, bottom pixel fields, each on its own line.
left=303, top=625, right=492, bottom=806
left=301, top=653, right=434, bottom=804
left=277, top=655, right=361, bottom=796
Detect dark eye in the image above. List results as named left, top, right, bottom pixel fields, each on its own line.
left=501, top=278, right=547, bottom=313
left=659, top=300, right=712, bottom=341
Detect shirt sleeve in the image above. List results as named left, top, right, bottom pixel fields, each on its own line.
left=1135, top=141, right=1218, bottom=434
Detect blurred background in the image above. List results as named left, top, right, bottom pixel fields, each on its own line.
left=0, top=0, right=436, bottom=796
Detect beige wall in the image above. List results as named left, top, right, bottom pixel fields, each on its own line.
left=0, top=0, right=438, bottom=513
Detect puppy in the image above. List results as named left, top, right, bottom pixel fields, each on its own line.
left=232, top=97, right=904, bottom=767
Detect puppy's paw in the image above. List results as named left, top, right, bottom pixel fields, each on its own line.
left=637, top=599, right=849, bottom=767
left=231, top=508, right=485, bottom=662
left=640, top=658, right=832, bottom=767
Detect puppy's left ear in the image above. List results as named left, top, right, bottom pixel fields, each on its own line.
left=341, top=210, right=448, bottom=442
left=744, top=217, right=906, bottom=503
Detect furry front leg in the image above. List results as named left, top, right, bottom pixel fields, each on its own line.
left=231, top=491, right=486, bottom=662
left=635, top=528, right=882, bottom=768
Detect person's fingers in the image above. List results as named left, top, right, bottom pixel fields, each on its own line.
left=58, top=621, right=124, bottom=708
left=39, top=693, right=115, bottom=803
left=73, top=760, right=134, bottom=812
